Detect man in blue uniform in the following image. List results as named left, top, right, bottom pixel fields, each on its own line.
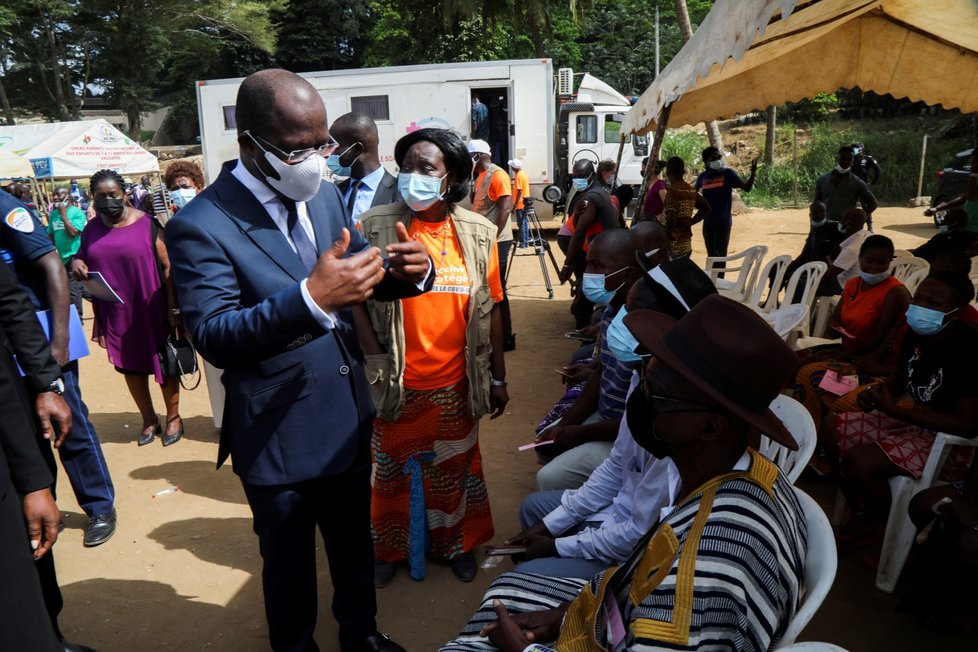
left=0, top=188, right=116, bottom=548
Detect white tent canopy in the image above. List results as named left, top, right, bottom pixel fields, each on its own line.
left=622, top=0, right=978, bottom=135
left=0, top=119, right=159, bottom=178
left=0, top=149, right=34, bottom=179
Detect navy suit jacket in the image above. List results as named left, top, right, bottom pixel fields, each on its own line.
left=165, top=162, right=429, bottom=486
left=338, top=169, right=400, bottom=209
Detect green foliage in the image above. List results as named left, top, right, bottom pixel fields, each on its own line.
left=659, top=130, right=708, bottom=175
left=274, top=0, right=373, bottom=72
left=783, top=92, right=838, bottom=124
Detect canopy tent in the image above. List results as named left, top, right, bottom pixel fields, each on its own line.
left=0, top=149, right=34, bottom=179
left=0, top=119, right=159, bottom=178
left=622, top=0, right=978, bottom=136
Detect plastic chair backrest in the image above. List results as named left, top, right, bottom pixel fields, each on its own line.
left=873, top=432, right=978, bottom=593
left=782, top=262, right=827, bottom=314
left=888, top=256, right=929, bottom=283
left=746, top=254, right=792, bottom=312
left=779, top=489, right=837, bottom=647
left=759, top=395, right=816, bottom=483
left=777, top=644, right=850, bottom=651
left=902, top=267, right=929, bottom=296
left=705, top=246, right=768, bottom=299
left=892, top=249, right=914, bottom=260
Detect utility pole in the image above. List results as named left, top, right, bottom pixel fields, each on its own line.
left=674, top=0, right=723, bottom=152
left=764, top=106, right=776, bottom=165
left=655, top=1, right=661, bottom=77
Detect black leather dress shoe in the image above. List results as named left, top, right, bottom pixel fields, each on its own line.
left=450, top=552, right=477, bottom=582
left=84, top=510, right=116, bottom=547
left=339, top=632, right=406, bottom=652
left=374, top=560, right=396, bottom=588
left=61, top=638, right=97, bottom=652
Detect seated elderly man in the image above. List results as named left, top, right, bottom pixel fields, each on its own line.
left=506, top=258, right=717, bottom=580
left=441, top=296, right=808, bottom=652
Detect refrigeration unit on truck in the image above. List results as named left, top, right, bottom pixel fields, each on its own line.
left=196, top=58, right=647, bottom=218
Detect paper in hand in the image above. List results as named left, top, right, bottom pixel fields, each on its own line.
left=818, top=370, right=859, bottom=396
left=82, top=272, right=124, bottom=304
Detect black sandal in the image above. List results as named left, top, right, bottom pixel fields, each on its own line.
left=162, top=416, right=183, bottom=447
left=139, top=422, right=161, bottom=446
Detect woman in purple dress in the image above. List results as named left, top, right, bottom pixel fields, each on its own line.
left=71, top=169, right=184, bottom=446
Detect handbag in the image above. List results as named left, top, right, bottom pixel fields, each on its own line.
left=158, top=335, right=201, bottom=390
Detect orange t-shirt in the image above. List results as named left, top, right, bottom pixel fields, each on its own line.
left=839, top=275, right=905, bottom=350
left=512, top=170, right=530, bottom=209
left=401, top=219, right=505, bottom=390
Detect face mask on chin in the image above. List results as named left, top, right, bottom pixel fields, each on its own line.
left=811, top=218, right=827, bottom=228
left=835, top=164, right=851, bottom=175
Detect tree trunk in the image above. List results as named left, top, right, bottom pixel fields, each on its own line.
left=764, top=105, right=776, bottom=165
left=127, top=104, right=142, bottom=140
left=41, top=12, right=69, bottom=120
left=0, top=60, right=15, bottom=125
left=673, top=0, right=723, bottom=151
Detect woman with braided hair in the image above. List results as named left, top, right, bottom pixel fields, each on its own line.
left=71, top=169, right=185, bottom=447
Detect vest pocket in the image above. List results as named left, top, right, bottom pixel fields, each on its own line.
left=364, top=352, right=398, bottom=420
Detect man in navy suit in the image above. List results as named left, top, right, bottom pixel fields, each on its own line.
left=166, top=69, right=431, bottom=652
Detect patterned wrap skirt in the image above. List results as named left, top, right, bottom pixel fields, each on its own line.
left=371, top=379, right=494, bottom=577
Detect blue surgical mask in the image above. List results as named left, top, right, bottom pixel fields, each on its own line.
left=707, top=159, right=723, bottom=171
left=938, top=225, right=950, bottom=234
left=606, top=307, right=646, bottom=363
left=582, top=267, right=628, bottom=304
left=572, top=178, right=590, bottom=191
left=171, top=187, right=196, bottom=209
left=398, top=172, right=446, bottom=212
left=858, top=270, right=890, bottom=285
left=837, top=223, right=847, bottom=234
left=906, top=304, right=958, bottom=336
left=326, top=143, right=360, bottom=177
left=811, top=218, right=827, bottom=228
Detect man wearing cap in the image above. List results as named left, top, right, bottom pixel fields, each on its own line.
left=509, top=159, right=531, bottom=248
left=469, top=139, right=515, bottom=350
left=441, top=295, right=807, bottom=652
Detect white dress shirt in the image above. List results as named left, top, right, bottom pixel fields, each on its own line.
left=231, top=160, right=337, bottom=329
left=343, top=165, right=387, bottom=223
left=543, top=373, right=680, bottom=564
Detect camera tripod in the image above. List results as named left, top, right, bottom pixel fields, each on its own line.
left=505, top=197, right=562, bottom=299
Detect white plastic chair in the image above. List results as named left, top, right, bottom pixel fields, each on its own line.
left=761, top=304, right=810, bottom=347
left=781, top=262, right=827, bottom=336
left=888, top=256, right=929, bottom=284
left=778, top=644, right=849, bottom=651
left=759, top=395, right=817, bottom=484
left=744, top=254, right=792, bottom=313
left=778, top=489, right=838, bottom=648
left=831, top=432, right=978, bottom=593
left=705, top=245, right=768, bottom=302
left=902, top=267, right=929, bottom=296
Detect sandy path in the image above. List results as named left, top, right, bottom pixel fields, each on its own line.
left=51, top=207, right=976, bottom=650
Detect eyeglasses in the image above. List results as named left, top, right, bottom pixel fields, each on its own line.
left=639, top=374, right=721, bottom=415
left=244, top=130, right=338, bottom=164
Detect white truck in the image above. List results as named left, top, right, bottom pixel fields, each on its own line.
left=195, top=58, right=649, bottom=218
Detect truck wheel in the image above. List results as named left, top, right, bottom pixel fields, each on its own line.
left=542, top=184, right=564, bottom=204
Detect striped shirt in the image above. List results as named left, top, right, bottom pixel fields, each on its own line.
left=597, top=305, right=634, bottom=421
left=441, top=450, right=808, bottom=652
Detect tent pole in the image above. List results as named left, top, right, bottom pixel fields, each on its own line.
left=612, top=132, right=627, bottom=220
left=637, top=103, right=672, bottom=221
left=792, top=128, right=798, bottom=208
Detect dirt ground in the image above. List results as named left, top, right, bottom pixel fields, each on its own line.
left=51, top=206, right=977, bottom=651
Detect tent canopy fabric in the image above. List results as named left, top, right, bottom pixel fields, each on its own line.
left=622, top=0, right=978, bottom=135
left=0, top=149, right=34, bottom=179
left=0, top=119, right=159, bottom=178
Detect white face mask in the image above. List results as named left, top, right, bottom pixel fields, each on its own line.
left=811, top=218, right=827, bottom=228
left=248, top=132, right=325, bottom=202
left=835, top=164, right=850, bottom=175
left=707, top=159, right=723, bottom=171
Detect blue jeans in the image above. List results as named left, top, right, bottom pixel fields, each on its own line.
left=515, top=209, right=530, bottom=246
left=514, top=490, right=610, bottom=580
left=59, top=361, right=115, bottom=517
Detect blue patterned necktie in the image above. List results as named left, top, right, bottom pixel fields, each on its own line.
left=283, top=199, right=319, bottom=273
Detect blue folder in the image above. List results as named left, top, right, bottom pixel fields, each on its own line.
left=16, top=304, right=90, bottom=375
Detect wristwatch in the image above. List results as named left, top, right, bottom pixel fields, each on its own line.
left=490, top=378, right=507, bottom=387
left=41, top=378, right=65, bottom=395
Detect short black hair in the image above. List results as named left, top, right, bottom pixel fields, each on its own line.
left=701, top=146, right=720, bottom=160
left=393, top=128, right=471, bottom=209
left=666, top=156, right=685, bottom=177
left=838, top=146, right=855, bottom=156
left=859, top=234, right=894, bottom=257
left=90, top=169, right=126, bottom=192
left=925, top=270, right=976, bottom=306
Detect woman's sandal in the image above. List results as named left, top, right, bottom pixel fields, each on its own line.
left=139, top=422, right=161, bottom=446
left=162, top=416, right=183, bottom=447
